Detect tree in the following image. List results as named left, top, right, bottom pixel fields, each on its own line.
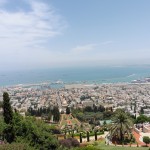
left=12, top=113, right=59, bottom=149
left=52, top=106, right=60, bottom=122
left=109, top=109, right=133, bottom=143
left=93, top=105, right=97, bottom=113
left=66, top=107, right=70, bottom=114
left=3, top=92, right=13, bottom=124
left=0, top=117, right=6, bottom=141
left=136, top=115, right=149, bottom=124
left=2, top=92, right=15, bottom=143
left=98, top=105, right=105, bottom=112
left=84, top=106, right=93, bottom=112
left=143, top=136, right=150, bottom=146
left=0, top=101, right=3, bottom=108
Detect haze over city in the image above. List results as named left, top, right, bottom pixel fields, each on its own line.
left=0, top=0, right=150, bottom=70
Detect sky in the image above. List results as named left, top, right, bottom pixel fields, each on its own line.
left=0, top=0, right=150, bottom=70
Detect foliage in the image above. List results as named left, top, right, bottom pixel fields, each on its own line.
left=143, top=136, right=150, bottom=146
left=59, top=138, right=80, bottom=148
left=3, top=92, right=13, bottom=124
left=103, top=111, right=113, bottom=119
left=0, top=117, right=6, bottom=136
left=72, top=107, right=112, bottom=124
left=2, top=92, right=15, bottom=143
left=27, top=107, right=51, bottom=117
left=0, top=101, right=3, bottom=108
left=84, top=106, right=93, bottom=112
left=49, top=125, right=61, bottom=134
left=80, top=95, right=91, bottom=101
left=52, top=106, right=60, bottom=122
left=136, top=115, right=150, bottom=123
left=66, top=107, right=71, bottom=114
left=0, top=110, right=59, bottom=149
left=109, top=109, right=133, bottom=142
left=83, top=105, right=105, bottom=113
left=0, top=143, right=35, bottom=150
left=28, top=106, right=61, bottom=122
left=12, top=113, right=59, bottom=149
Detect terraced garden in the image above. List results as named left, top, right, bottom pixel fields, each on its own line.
left=59, top=114, right=81, bottom=129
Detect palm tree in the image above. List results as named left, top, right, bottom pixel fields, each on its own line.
left=109, top=109, right=133, bottom=143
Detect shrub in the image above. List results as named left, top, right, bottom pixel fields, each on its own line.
left=70, top=138, right=80, bottom=147
left=59, top=138, right=80, bottom=148
left=143, top=136, right=150, bottom=146
left=0, top=143, right=35, bottom=150
left=59, top=139, right=72, bottom=148
left=50, top=129, right=61, bottom=134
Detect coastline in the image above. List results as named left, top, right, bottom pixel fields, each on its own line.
left=1, top=80, right=150, bottom=90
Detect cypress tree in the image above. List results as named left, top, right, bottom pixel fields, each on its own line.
left=80, top=132, right=82, bottom=143
left=87, top=131, right=90, bottom=142
left=3, top=92, right=13, bottom=124
left=52, top=106, right=60, bottom=122
left=66, top=107, right=70, bottom=114
left=95, top=131, right=97, bottom=141
left=2, top=92, right=14, bottom=143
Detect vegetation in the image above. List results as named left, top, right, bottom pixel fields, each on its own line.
left=59, top=114, right=81, bottom=129
left=136, top=115, right=150, bottom=123
left=109, top=109, right=133, bottom=143
left=52, top=106, right=60, bottom=122
left=0, top=101, right=3, bottom=108
left=59, top=138, right=80, bottom=148
left=66, top=107, right=71, bottom=114
left=1, top=92, right=59, bottom=150
left=2, top=92, right=15, bottom=143
left=0, top=143, right=35, bottom=150
left=143, top=136, right=150, bottom=146
left=27, top=107, right=52, bottom=117
left=72, top=107, right=113, bottom=125
left=28, top=105, right=60, bottom=122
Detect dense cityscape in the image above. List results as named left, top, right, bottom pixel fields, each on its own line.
left=1, top=83, right=150, bottom=118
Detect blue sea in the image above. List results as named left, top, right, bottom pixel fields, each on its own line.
left=0, top=66, right=150, bottom=87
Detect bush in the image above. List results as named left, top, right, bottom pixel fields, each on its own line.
left=50, top=129, right=61, bottom=134
left=59, top=138, right=80, bottom=148
left=131, top=137, right=135, bottom=143
left=143, top=136, right=150, bottom=146
left=0, top=143, right=35, bottom=150
left=59, top=139, right=72, bottom=148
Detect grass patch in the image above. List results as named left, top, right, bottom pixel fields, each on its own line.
left=95, top=141, right=148, bottom=150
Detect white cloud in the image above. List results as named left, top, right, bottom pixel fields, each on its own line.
left=0, top=0, right=67, bottom=50
left=0, top=0, right=68, bottom=70
left=100, top=41, right=113, bottom=45
left=72, top=44, right=97, bottom=53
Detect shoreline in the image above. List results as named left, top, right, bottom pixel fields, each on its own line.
left=1, top=80, right=150, bottom=89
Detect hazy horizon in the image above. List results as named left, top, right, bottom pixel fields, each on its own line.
left=0, top=0, right=150, bottom=70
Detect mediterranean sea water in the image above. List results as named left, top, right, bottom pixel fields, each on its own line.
left=0, top=66, right=150, bottom=87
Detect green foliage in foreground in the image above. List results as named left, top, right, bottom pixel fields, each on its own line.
left=0, top=143, right=35, bottom=150
left=1, top=112, right=59, bottom=150
left=3, top=92, right=15, bottom=143
left=13, top=113, right=59, bottom=149
left=1, top=92, right=59, bottom=150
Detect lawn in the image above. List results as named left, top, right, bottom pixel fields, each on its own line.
left=95, top=141, right=149, bottom=150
